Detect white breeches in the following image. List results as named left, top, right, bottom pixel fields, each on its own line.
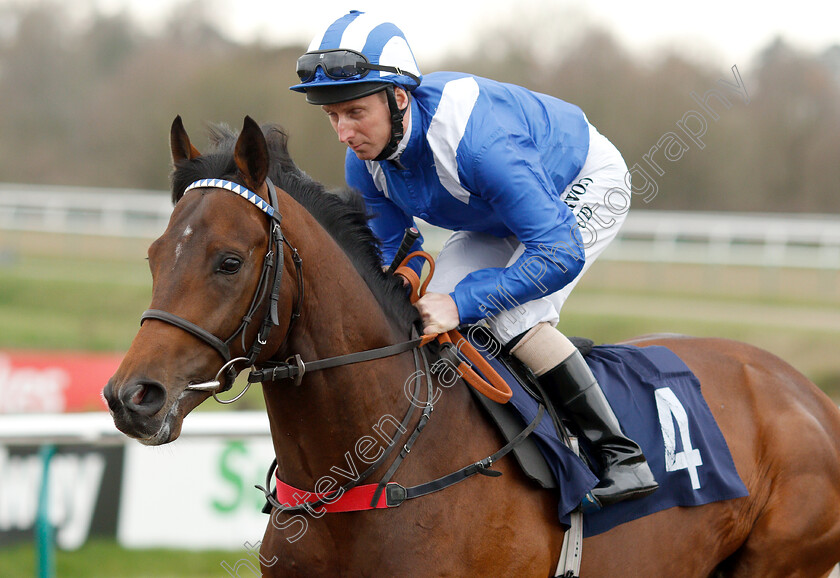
left=426, top=123, right=631, bottom=344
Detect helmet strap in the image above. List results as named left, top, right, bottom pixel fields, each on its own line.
left=374, top=85, right=408, bottom=165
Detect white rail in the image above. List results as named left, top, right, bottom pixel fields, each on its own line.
left=2, top=183, right=839, bottom=270
left=0, top=411, right=270, bottom=445
left=608, top=210, right=840, bottom=270
left=0, top=183, right=171, bottom=239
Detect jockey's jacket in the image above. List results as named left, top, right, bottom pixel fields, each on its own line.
left=346, top=71, right=591, bottom=325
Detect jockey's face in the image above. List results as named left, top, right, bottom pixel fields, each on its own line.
left=322, top=88, right=408, bottom=161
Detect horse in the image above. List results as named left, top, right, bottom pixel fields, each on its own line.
left=104, top=115, right=840, bottom=577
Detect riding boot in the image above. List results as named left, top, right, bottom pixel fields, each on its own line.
left=539, top=349, right=659, bottom=507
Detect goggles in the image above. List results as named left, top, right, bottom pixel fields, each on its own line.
left=296, top=49, right=420, bottom=85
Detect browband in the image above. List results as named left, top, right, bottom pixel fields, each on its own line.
left=185, top=178, right=277, bottom=219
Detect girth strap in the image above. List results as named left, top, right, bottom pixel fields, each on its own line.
left=269, top=405, right=545, bottom=513
left=141, top=309, right=231, bottom=362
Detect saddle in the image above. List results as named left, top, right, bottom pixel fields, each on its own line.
left=387, top=250, right=747, bottom=538
left=461, top=331, right=595, bottom=490
left=455, top=330, right=749, bottom=540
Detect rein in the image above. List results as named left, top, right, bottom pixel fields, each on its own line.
left=256, top=324, right=544, bottom=514
left=141, top=177, right=510, bottom=404
left=249, top=250, right=512, bottom=403
left=393, top=251, right=513, bottom=404
left=255, top=251, right=531, bottom=515
left=143, top=178, right=536, bottom=513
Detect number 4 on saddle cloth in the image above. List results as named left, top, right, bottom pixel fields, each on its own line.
left=456, top=329, right=749, bottom=537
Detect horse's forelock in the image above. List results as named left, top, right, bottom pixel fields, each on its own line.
left=206, top=123, right=237, bottom=149
left=169, top=153, right=237, bottom=204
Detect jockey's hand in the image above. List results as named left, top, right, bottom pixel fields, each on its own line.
left=414, top=292, right=460, bottom=335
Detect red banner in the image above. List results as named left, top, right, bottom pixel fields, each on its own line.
left=0, top=350, right=123, bottom=413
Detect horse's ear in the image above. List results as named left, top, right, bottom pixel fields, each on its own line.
left=234, top=116, right=269, bottom=192
left=170, top=115, right=201, bottom=163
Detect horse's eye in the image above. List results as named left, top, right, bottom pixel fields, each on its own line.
left=218, top=257, right=242, bottom=275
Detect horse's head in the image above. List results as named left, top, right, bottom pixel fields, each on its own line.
left=103, top=116, right=295, bottom=445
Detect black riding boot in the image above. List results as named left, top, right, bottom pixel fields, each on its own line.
left=539, top=350, right=659, bottom=507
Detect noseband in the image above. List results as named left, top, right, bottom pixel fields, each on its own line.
left=136, top=176, right=548, bottom=518
left=140, top=178, right=303, bottom=401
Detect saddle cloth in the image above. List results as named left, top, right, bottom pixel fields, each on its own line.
left=461, top=332, right=749, bottom=537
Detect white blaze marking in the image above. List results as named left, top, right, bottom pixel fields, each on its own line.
left=174, top=225, right=193, bottom=268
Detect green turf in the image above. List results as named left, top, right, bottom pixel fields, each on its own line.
left=0, top=255, right=151, bottom=352
left=1, top=538, right=243, bottom=578
left=1, top=235, right=838, bottom=405
left=0, top=235, right=838, bottom=571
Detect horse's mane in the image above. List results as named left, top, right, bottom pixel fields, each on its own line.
left=169, top=123, right=419, bottom=331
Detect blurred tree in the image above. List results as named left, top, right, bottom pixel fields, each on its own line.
left=745, top=39, right=840, bottom=212
left=80, top=12, right=138, bottom=78
left=0, top=1, right=837, bottom=215
left=0, top=4, right=81, bottom=179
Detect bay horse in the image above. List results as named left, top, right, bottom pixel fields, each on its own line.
left=104, top=116, right=840, bottom=577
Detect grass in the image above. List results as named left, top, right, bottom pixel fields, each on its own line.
left=2, top=538, right=240, bottom=578
left=1, top=232, right=839, bottom=402
left=0, top=256, right=151, bottom=352
left=565, top=264, right=840, bottom=402
left=0, top=231, right=838, bottom=573
left=0, top=231, right=154, bottom=352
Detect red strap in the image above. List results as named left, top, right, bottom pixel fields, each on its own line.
left=275, top=476, right=389, bottom=512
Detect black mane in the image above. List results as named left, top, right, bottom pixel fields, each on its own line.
left=170, top=123, right=419, bottom=331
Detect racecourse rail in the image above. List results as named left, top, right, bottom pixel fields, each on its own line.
left=2, top=182, right=840, bottom=270
left=0, top=411, right=270, bottom=446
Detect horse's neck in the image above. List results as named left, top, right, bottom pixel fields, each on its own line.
left=263, top=199, right=416, bottom=487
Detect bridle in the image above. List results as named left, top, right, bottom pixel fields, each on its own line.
left=139, top=177, right=427, bottom=403
left=137, top=175, right=544, bottom=516
left=140, top=177, right=303, bottom=403
left=138, top=177, right=514, bottom=409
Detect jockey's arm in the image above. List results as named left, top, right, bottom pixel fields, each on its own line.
left=449, top=132, right=585, bottom=325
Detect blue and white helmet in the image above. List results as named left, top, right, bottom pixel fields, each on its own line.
left=290, top=11, right=422, bottom=105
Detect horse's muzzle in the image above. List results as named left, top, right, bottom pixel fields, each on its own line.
left=103, top=377, right=168, bottom=438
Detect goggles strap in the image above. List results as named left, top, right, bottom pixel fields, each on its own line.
left=360, top=63, right=420, bottom=86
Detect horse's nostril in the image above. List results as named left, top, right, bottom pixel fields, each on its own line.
left=123, top=381, right=167, bottom=416
left=130, top=385, right=147, bottom=406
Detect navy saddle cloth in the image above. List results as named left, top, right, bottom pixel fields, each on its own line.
left=460, top=333, right=749, bottom=537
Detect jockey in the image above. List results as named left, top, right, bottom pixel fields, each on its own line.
left=290, top=10, right=658, bottom=507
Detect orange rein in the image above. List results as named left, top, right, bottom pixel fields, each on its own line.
left=395, top=251, right=513, bottom=404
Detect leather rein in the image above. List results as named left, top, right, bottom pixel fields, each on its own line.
left=141, top=177, right=537, bottom=513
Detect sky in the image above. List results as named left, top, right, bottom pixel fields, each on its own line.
left=68, top=0, right=840, bottom=69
